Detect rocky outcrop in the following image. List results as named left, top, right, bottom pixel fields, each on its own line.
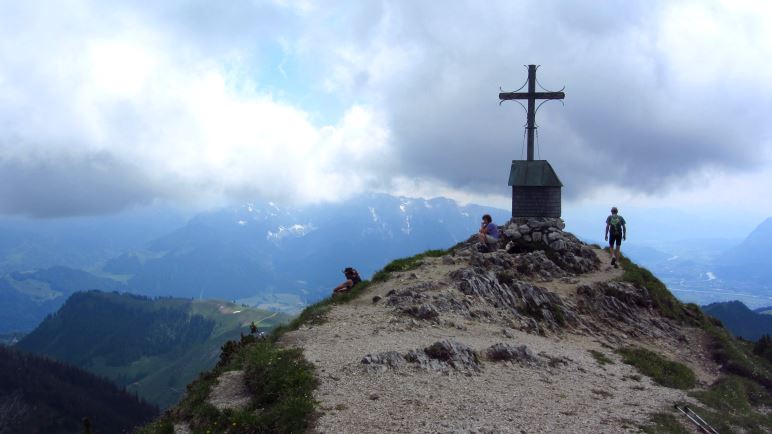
left=206, top=370, right=251, bottom=411
left=450, top=266, right=581, bottom=333
left=496, top=218, right=601, bottom=275
left=484, top=343, right=544, bottom=367
left=362, top=340, right=481, bottom=374
left=576, top=281, right=681, bottom=340
left=362, top=341, right=559, bottom=374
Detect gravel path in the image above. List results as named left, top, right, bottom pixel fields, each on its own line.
left=282, top=249, right=709, bottom=433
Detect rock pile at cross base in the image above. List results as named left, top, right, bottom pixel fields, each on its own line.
left=287, top=218, right=720, bottom=432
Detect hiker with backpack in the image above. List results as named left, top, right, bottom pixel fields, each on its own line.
left=332, top=267, right=361, bottom=295
left=604, top=207, right=626, bottom=268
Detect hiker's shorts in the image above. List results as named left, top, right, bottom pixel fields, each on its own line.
left=609, top=233, right=623, bottom=247
left=485, top=235, right=499, bottom=244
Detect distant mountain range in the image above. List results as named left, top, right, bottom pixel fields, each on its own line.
left=702, top=300, right=772, bottom=341
left=0, top=206, right=189, bottom=274
left=0, top=345, right=157, bottom=434
left=104, top=193, right=509, bottom=302
left=16, top=291, right=290, bottom=408
left=0, top=194, right=508, bottom=333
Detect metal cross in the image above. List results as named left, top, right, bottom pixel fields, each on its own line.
left=499, top=65, right=565, bottom=161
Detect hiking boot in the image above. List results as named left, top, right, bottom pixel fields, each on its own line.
left=610, top=258, right=616, bottom=266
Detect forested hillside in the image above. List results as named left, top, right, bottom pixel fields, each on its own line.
left=16, top=291, right=289, bottom=408
left=0, top=346, right=157, bottom=434
left=703, top=300, right=772, bottom=341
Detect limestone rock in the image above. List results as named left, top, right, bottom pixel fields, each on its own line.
left=362, top=340, right=481, bottom=374
left=420, top=340, right=481, bottom=373
left=406, top=303, right=440, bottom=320
left=361, top=351, right=407, bottom=373
left=207, top=370, right=251, bottom=411
left=485, top=343, right=544, bottom=367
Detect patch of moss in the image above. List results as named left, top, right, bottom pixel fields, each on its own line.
left=617, top=255, right=696, bottom=323
left=689, top=375, right=772, bottom=433
left=754, top=334, right=772, bottom=364
left=589, top=349, right=614, bottom=366
left=617, top=347, right=696, bottom=390
left=702, top=322, right=772, bottom=389
left=133, top=420, right=175, bottom=434
left=641, top=412, right=690, bottom=434
left=143, top=333, right=318, bottom=434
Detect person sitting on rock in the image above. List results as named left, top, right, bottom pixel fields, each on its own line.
left=332, top=267, right=361, bottom=294
left=604, top=207, right=626, bottom=268
left=478, top=214, right=500, bottom=251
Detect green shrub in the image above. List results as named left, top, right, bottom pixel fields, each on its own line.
left=689, top=375, right=772, bottom=433
left=149, top=335, right=318, bottom=434
left=617, top=347, right=696, bottom=390
left=589, top=349, right=614, bottom=366
left=617, top=256, right=694, bottom=323
left=641, top=412, right=690, bottom=434
left=754, top=334, right=772, bottom=364
left=703, top=323, right=772, bottom=389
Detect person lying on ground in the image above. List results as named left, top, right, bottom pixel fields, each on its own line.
left=332, top=267, right=361, bottom=294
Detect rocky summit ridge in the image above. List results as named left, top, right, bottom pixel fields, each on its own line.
left=160, top=217, right=771, bottom=434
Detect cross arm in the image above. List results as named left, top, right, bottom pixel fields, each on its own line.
left=499, top=91, right=565, bottom=101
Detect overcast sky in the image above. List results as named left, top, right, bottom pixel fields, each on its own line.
left=1, top=0, right=770, bottom=221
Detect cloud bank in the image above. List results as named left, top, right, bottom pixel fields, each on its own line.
left=0, top=0, right=770, bottom=217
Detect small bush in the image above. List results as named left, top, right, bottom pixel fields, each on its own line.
left=617, top=256, right=694, bottom=323
left=617, top=347, right=696, bottom=390
left=641, top=412, right=690, bottom=434
left=754, top=334, right=772, bottom=364
left=154, top=334, right=318, bottom=434
left=689, top=375, right=772, bottom=433
left=589, top=350, right=614, bottom=366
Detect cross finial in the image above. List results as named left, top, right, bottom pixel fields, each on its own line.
left=499, top=65, right=565, bottom=160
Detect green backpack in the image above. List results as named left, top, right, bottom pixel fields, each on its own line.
left=609, top=215, right=623, bottom=235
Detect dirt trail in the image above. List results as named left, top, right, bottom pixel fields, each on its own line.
left=540, top=248, right=624, bottom=298
left=282, top=247, right=703, bottom=433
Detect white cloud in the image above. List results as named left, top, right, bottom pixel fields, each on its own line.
left=0, top=0, right=770, bottom=218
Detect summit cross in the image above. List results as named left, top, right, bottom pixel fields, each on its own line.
left=499, top=65, right=565, bottom=161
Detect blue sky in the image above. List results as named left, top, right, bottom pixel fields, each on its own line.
left=0, top=0, right=770, bottom=235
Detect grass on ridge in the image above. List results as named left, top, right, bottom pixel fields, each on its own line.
left=589, top=349, right=614, bottom=366
left=640, top=412, right=690, bottom=434
left=616, top=347, right=696, bottom=390
left=137, top=334, right=318, bottom=434
left=616, top=254, right=701, bottom=323
left=689, top=374, right=772, bottom=433
left=271, top=247, right=455, bottom=340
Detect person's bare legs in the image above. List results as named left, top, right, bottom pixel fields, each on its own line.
left=333, top=279, right=354, bottom=294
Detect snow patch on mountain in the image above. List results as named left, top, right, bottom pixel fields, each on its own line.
left=266, top=224, right=317, bottom=241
